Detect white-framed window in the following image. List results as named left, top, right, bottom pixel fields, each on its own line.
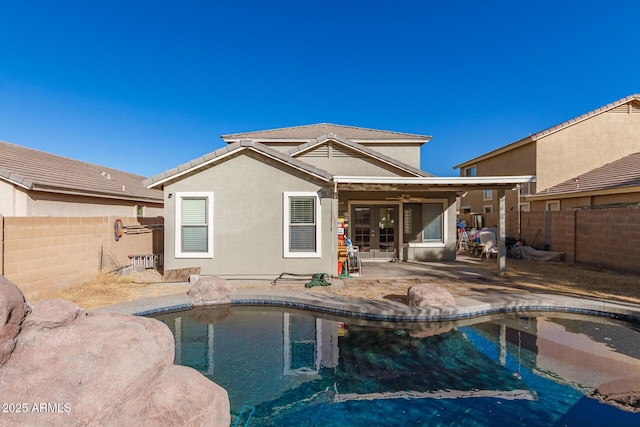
left=483, top=205, right=493, bottom=214
left=464, top=166, right=476, bottom=177
left=175, top=192, right=213, bottom=258
left=284, top=192, right=321, bottom=258
left=483, top=189, right=493, bottom=201
left=546, top=200, right=560, bottom=211
left=405, top=199, right=447, bottom=247
left=422, top=203, right=444, bottom=242
left=520, top=202, right=530, bottom=212
left=519, top=182, right=531, bottom=196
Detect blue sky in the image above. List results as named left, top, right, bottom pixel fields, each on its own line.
left=1, top=1, right=639, bottom=178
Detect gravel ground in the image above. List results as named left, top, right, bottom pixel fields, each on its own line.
left=40, top=258, right=640, bottom=310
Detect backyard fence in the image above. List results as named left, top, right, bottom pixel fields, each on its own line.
left=461, top=207, right=640, bottom=275
left=0, top=215, right=164, bottom=300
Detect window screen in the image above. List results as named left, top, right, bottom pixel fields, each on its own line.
left=182, top=197, right=208, bottom=252
left=289, top=197, right=316, bottom=252
left=422, top=203, right=443, bottom=242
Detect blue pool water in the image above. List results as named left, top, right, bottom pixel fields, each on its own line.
left=152, top=307, right=640, bottom=426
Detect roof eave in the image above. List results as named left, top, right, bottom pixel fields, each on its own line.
left=31, top=185, right=163, bottom=204
left=334, top=175, right=536, bottom=185
left=453, top=137, right=534, bottom=170
left=146, top=145, right=333, bottom=189
left=525, top=185, right=640, bottom=201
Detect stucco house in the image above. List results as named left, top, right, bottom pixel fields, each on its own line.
left=454, top=94, right=640, bottom=217
left=146, top=124, right=532, bottom=278
left=0, top=140, right=163, bottom=217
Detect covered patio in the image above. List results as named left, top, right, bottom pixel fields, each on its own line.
left=333, top=175, right=536, bottom=277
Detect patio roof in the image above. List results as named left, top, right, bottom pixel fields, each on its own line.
left=334, top=175, right=536, bottom=192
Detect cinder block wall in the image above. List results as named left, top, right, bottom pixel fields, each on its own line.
left=471, top=209, right=639, bottom=274
left=575, top=209, right=640, bottom=274
left=1, top=215, right=163, bottom=300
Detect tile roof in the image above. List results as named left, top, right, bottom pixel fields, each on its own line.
left=532, top=152, right=640, bottom=198
left=454, top=94, right=640, bottom=169
left=288, top=134, right=432, bottom=177
left=145, top=140, right=334, bottom=188
left=221, top=123, right=431, bottom=143
left=0, top=141, right=163, bottom=202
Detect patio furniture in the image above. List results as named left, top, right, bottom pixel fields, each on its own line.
left=478, top=231, right=498, bottom=259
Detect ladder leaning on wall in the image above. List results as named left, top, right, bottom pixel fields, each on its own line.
left=457, top=229, right=470, bottom=253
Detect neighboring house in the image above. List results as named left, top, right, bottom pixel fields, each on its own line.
left=146, top=123, right=531, bottom=278
left=454, top=94, right=640, bottom=216
left=0, top=140, right=163, bottom=217
left=527, top=152, right=640, bottom=208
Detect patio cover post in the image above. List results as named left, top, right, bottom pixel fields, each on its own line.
left=497, top=189, right=506, bottom=276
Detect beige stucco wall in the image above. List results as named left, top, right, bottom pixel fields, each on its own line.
left=259, top=141, right=422, bottom=170
left=296, top=142, right=418, bottom=177
left=259, top=142, right=302, bottom=153
left=0, top=181, right=28, bottom=216
left=459, top=143, right=537, bottom=215
left=25, top=192, right=163, bottom=217
left=529, top=191, right=640, bottom=211
left=0, top=181, right=163, bottom=218
left=338, top=190, right=458, bottom=262
left=1, top=215, right=163, bottom=300
left=536, top=108, right=640, bottom=191
left=163, top=151, right=335, bottom=277
left=362, top=144, right=422, bottom=169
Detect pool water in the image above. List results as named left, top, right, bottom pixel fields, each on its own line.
left=152, top=307, right=640, bottom=426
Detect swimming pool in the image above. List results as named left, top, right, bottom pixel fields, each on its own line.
left=152, top=307, right=640, bottom=426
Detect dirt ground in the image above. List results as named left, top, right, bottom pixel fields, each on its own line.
left=43, top=258, right=640, bottom=311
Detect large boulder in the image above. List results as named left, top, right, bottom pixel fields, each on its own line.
left=407, top=283, right=456, bottom=307
left=0, top=279, right=230, bottom=426
left=0, top=276, right=30, bottom=365
left=188, top=276, right=235, bottom=306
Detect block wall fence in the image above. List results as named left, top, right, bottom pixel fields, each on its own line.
left=0, top=215, right=163, bottom=300
left=462, top=208, right=640, bottom=275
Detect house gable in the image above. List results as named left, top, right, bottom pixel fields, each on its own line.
left=289, top=136, right=429, bottom=178
left=161, top=147, right=334, bottom=276
left=454, top=94, right=640, bottom=171
left=145, top=140, right=333, bottom=190
left=222, top=123, right=431, bottom=170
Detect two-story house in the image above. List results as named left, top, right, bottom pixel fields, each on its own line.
left=146, top=123, right=533, bottom=278
left=454, top=94, right=640, bottom=221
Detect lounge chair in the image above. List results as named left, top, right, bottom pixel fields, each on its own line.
left=478, top=231, right=498, bottom=260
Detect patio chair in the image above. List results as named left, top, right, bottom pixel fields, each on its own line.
left=478, top=231, right=498, bottom=260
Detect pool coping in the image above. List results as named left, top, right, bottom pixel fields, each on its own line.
left=92, top=288, right=640, bottom=323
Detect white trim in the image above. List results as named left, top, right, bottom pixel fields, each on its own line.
left=546, top=200, right=560, bottom=211
left=334, top=175, right=536, bottom=186
left=290, top=138, right=423, bottom=177
left=175, top=192, right=214, bottom=259
left=0, top=176, right=32, bottom=190
left=464, top=165, right=477, bottom=177
left=483, top=205, right=494, bottom=214
left=283, top=191, right=322, bottom=258
left=148, top=146, right=331, bottom=189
